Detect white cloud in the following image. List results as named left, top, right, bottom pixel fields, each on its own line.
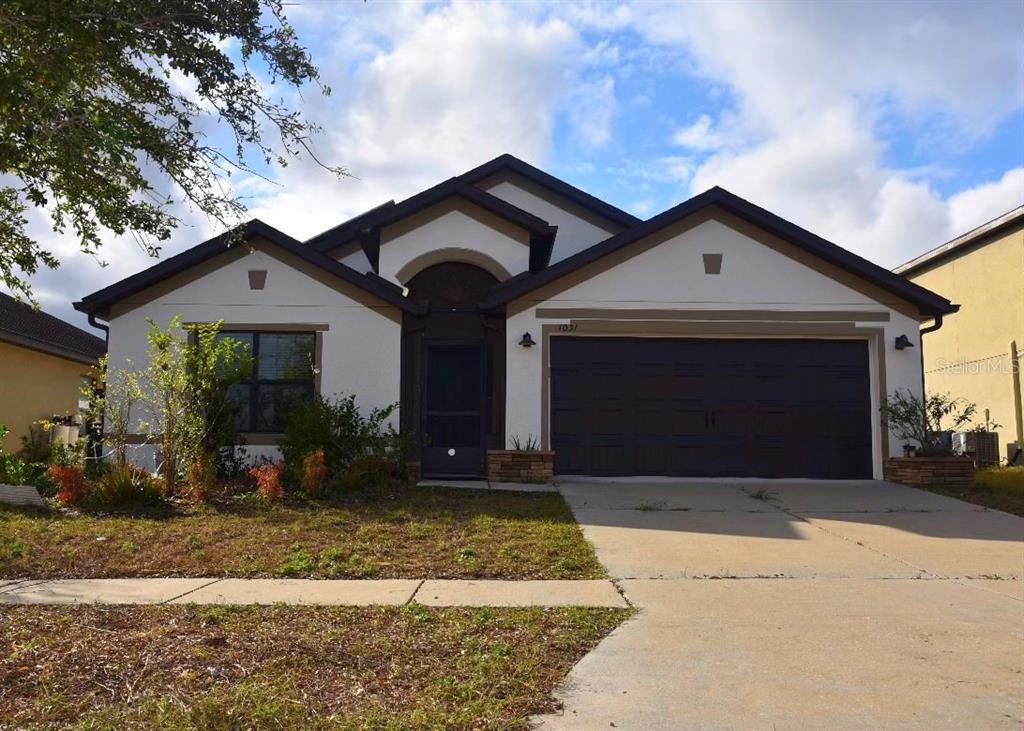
left=10, top=0, right=1022, bottom=328
left=238, top=1, right=610, bottom=240
left=623, top=0, right=1024, bottom=266
left=567, top=75, right=617, bottom=147
left=671, top=114, right=721, bottom=151
left=947, top=168, right=1024, bottom=238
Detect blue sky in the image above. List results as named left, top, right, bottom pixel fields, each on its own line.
left=17, top=0, right=1024, bottom=327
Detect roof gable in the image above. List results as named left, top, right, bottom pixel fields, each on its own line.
left=75, top=219, right=419, bottom=318
left=482, top=186, right=957, bottom=317
left=307, top=178, right=557, bottom=273
left=460, top=154, right=641, bottom=230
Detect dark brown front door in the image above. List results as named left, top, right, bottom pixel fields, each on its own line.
left=422, top=341, right=485, bottom=477
left=550, top=337, right=872, bottom=479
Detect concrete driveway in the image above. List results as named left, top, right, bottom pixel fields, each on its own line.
left=535, top=479, right=1023, bottom=730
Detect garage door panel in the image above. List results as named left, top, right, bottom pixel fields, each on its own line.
left=592, top=445, right=629, bottom=473
left=550, top=337, right=872, bottom=479
left=552, top=407, right=587, bottom=438
left=593, top=408, right=628, bottom=435
left=636, top=408, right=676, bottom=436
left=593, top=372, right=628, bottom=398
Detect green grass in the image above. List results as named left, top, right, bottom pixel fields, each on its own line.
left=0, top=604, right=632, bottom=729
left=0, top=485, right=605, bottom=580
left=914, top=466, right=1024, bottom=516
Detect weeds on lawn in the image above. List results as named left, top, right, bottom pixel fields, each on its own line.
left=914, top=466, right=1024, bottom=516
left=11, top=603, right=658, bottom=728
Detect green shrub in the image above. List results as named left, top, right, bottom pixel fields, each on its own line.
left=17, top=424, right=51, bottom=462
left=335, top=453, right=397, bottom=491
left=880, top=390, right=979, bottom=456
left=90, top=464, right=162, bottom=507
left=279, top=393, right=407, bottom=488
left=0, top=424, right=52, bottom=492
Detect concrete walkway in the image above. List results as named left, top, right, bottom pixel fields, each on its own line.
left=535, top=478, right=1024, bottom=731
left=0, top=577, right=627, bottom=608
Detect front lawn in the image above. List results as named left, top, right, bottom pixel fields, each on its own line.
left=912, top=466, right=1024, bottom=517
left=0, top=485, right=604, bottom=580
left=0, top=604, right=630, bottom=729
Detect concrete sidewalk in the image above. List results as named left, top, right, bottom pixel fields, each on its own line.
left=0, top=577, right=627, bottom=608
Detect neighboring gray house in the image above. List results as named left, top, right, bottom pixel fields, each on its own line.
left=76, top=154, right=956, bottom=480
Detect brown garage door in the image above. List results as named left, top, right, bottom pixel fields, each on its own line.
left=550, top=337, right=872, bottom=479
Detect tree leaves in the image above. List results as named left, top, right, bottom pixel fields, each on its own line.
left=0, top=0, right=345, bottom=301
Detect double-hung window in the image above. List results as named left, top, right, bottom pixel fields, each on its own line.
left=219, top=331, right=316, bottom=433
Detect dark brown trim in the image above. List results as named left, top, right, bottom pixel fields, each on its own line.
left=483, top=188, right=956, bottom=317
left=106, top=240, right=406, bottom=325
left=394, top=248, right=514, bottom=285
left=506, top=209, right=926, bottom=320
left=534, top=308, right=891, bottom=322
left=306, top=177, right=557, bottom=267
left=459, top=153, right=641, bottom=229
left=382, top=197, right=532, bottom=249
left=247, top=269, right=267, bottom=290
left=75, top=219, right=421, bottom=319
left=304, top=200, right=397, bottom=252
left=184, top=322, right=330, bottom=332
left=538, top=323, right=889, bottom=468
left=473, top=169, right=624, bottom=235
left=559, top=321, right=863, bottom=336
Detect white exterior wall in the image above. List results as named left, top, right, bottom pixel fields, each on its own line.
left=378, top=206, right=529, bottom=285
left=106, top=240, right=401, bottom=468
left=505, top=218, right=925, bottom=479
left=482, top=179, right=620, bottom=262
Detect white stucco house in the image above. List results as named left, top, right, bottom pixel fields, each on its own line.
left=75, top=154, right=957, bottom=480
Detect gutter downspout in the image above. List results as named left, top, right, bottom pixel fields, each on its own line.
left=87, top=312, right=109, bottom=345
left=917, top=312, right=947, bottom=409
left=920, top=313, right=944, bottom=336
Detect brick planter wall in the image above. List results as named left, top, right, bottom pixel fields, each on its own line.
left=487, top=450, right=555, bottom=483
left=883, top=457, right=975, bottom=490
left=405, top=462, right=422, bottom=484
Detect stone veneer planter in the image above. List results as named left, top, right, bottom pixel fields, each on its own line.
left=487, top=450, right=555, bottom=484
left=883, top=457, right=975, bottom=490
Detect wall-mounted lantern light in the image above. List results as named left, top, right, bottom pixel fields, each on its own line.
left=519, top=332, right=536, bottom=348
left=894, top=334, right=914, bottom=350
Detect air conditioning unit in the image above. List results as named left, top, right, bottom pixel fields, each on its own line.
left=952, top=431, right=1000, bottom=468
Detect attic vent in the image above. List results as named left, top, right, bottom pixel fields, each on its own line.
left=702, top=253, right=723, bottom=275
left=248, top=270, right=267, bottom=290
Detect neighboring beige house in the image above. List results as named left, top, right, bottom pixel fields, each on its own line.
left=895, top=207, right=1024, bottom=458
left=0, top=293, right=106, bottom=453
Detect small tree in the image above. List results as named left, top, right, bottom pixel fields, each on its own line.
left=881, top=390, right=978, bottom=456
left=138, top=316, right=251, bottom=494
left=85, top=355, right=142, bottom=468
